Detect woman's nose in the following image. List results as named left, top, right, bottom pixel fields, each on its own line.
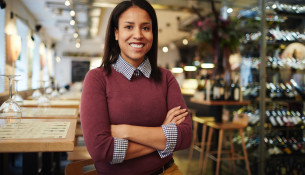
left=133, top=28, right=143, bottom=39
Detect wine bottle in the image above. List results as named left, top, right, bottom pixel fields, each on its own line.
left=212, top=77, right=219, bottom=100
left=266, top=110, right=277, bottom=127
left=218, top=75, right=225, bottom=101
left=266, top=82, right=271, bottom=98
left=290, top=79, right=305, bottom=99
left=273, top=110, right=284, bottom=126
left=294, top=111, right=303, bottom=125
left=285, top=82, right=296, bottom=99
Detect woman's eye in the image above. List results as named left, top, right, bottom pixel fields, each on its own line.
left=125, top=26, right=132, bottom=29
left=143, top=27, right=150, bottom=31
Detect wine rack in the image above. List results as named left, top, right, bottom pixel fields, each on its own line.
left=239, top=1, right=305, bottom=174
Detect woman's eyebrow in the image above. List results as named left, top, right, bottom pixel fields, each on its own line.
left=123, top=21, right=151, bottom=25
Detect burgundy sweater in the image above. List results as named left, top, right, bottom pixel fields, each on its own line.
left=80, top=66, right=192, bottom=175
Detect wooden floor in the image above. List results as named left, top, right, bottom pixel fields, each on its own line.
left=174, top=148, right=249, bottom=175
left=4, top=136, right=248, bottom=175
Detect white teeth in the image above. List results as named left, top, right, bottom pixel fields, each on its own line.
left=130, top=44, right=144, bottom=48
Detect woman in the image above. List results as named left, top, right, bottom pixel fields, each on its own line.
left=80, top=0, right=192, bottom=174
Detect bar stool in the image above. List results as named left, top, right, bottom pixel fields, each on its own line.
left=186, top=109, right=214, bottom=174
left=202, top=112, right=251, bottom=175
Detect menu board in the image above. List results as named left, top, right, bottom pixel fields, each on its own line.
left=0, top=121, right=70, bottom=139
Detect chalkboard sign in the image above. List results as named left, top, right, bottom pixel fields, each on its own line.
left=71, top=61, right=90, bottom=82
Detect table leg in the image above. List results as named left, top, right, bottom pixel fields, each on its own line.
left=41, top=152, right=53, bottom=175
left=211, top=105, right=223, bottom=123
left=23, top=153, right=38, bottom=175
left=53, top=152, right=61, bottom=174
left=0, top=153, right=9, bottom=175
left=210, top=105, right=223, bottom=174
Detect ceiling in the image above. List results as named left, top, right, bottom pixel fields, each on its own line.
left=19, top=0, right=259, bottom=48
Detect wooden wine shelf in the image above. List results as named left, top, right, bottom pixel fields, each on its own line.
left=190, top=97, right=251, bottom=106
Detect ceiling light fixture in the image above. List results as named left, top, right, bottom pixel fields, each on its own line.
left=184, top=66, right=197, bottom=72
left=162, top=46, right=169, bottom=53
left=70, top=19, right=75, bottom=26
left=70, top=10, right=75, bottom=17
left=56, top=56, right=61, bottom=62
left=65, top=0, right=70, bottom=6
left=73, top=33, right=78, bottom=38
left=75, top=42, right=80, bottom=48
left=227, top=8, right=233, bottom=13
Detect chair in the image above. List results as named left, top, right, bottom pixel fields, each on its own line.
left=202, top=112, right=251, bottom=175
left=67, top=146, right=92, bottom=161
left=186, top=109, right=214, bottom=174
left=65, top=159, right=97, bottom=175
left=74, top=124, right=83, bottom=145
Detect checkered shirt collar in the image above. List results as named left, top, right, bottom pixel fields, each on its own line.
left=112, top=55, right=151, bottom=80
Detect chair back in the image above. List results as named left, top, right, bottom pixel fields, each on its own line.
left=232, top=112, right=249, bottom=127
left=65, top=159, right=97, bottom=175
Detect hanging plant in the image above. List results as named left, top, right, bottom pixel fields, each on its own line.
left=192, top=0, right=244, bottom=75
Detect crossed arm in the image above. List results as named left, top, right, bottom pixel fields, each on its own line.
left=111, top=106, right=188, bottom=160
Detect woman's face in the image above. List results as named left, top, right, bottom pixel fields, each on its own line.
left=115, top=6, right=153, bottom=68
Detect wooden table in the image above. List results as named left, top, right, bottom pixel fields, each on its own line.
left=28, top=92, right=82, bottom=101
left=58, top=92, right=82, bottom=100
left=0, top=118, right=77, bottom=152
left=0, top=118, right=77, bottom=175
left=190, top=98, right=251, bottom=106
left=19, top=100, right=80, bottom=108
left=21, top=107, right=79, bottom=119
left=190, top=97, right=251, bottom=122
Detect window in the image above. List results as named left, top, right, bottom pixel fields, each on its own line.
left=16, top=19, right=29, bottom=91
left=0, top=9, right=5, bottom=93
left=31, top=34, right=41, bottom=89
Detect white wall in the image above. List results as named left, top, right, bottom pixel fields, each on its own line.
left=157, top=44, right=181, bottom=70
left=55, top=57, right=72, bottom=88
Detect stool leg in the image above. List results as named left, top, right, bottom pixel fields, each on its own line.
left=229, top=130, right=236, bottom=173
left=239, top=129, right=251, bottom=175
left=198, top=124, right=207, bottom=173
left=216, top=129, right=223, bottom=175
left=202, top=127, right=213, bottom=175
left=186, top=121, right=198, bottom=174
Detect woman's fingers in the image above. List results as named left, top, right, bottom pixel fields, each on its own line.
left=167, top=106, right=181, bottom=116
left=176, top=116, right=186, bottom=125
left=163, top=107, right=189, bottom=125
left=170, top=111, right=188, bottom=124
left=172, top=109, right=187, bottom=116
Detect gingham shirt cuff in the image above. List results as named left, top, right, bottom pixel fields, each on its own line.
left=157, top=123, right=178, bottom=158
left=110, top=137, right=128, bottom=164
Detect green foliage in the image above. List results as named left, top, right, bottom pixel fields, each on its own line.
left=194, top=16, right=244, bottom=54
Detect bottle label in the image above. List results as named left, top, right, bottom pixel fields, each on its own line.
left=234, top=88, right=240, bottom=101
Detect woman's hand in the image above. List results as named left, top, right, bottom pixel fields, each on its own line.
left=163, top=106, right=188, bottom=125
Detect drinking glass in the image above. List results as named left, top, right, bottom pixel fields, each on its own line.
left=37, top=80, right=50, bottom=107
left=12, top=79, right=24, bottom=103
left=32, top=89, right=42, bottom=99
left=0, top=75, right=22, bottom=125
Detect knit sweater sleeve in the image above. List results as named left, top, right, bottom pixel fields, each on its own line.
left=164, top=69, right=192, bottom=151
left=80, top=68, right=118, bottom=162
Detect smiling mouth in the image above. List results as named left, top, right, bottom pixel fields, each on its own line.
left=130, top=43, right=144, bottom=48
